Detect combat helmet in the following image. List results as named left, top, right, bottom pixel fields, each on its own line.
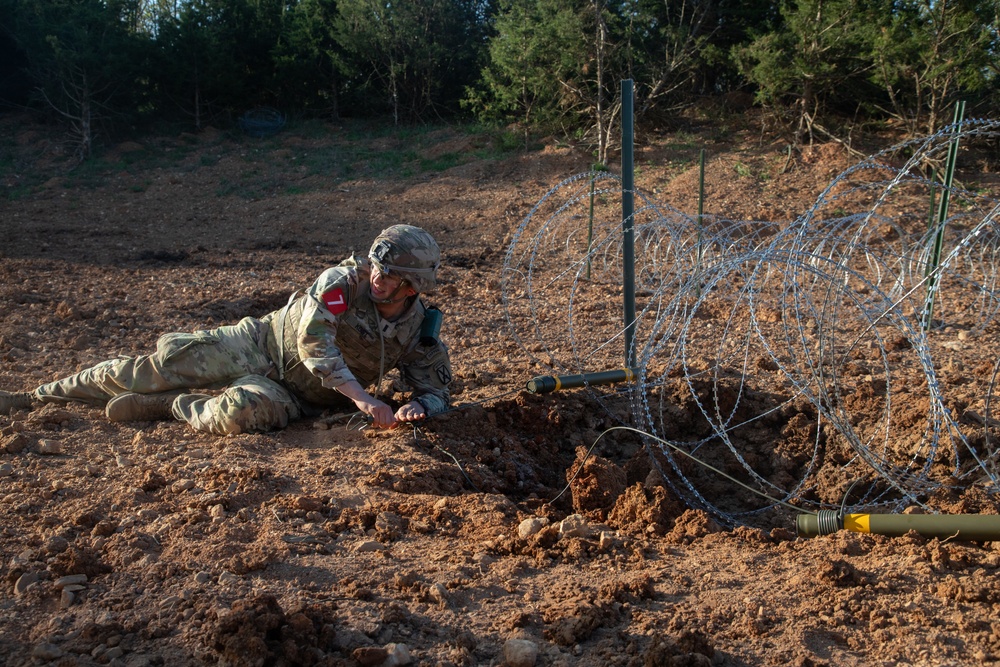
left=368, top=224, right=440, bottom=293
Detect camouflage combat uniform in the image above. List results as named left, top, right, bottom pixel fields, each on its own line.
left=33, top=255, right=452, bottom=435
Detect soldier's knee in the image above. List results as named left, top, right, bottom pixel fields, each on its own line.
left=155, top=331, right=218, bottom=365
left=216, top=386, right=289, bottom=433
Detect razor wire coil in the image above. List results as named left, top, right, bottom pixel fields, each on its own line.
left=502, top=120, right=1000, bottom=526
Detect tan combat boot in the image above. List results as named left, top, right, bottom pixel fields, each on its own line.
left=106, top=392, right=182, bottom=422
left=0, top=390, right=36, bottom=414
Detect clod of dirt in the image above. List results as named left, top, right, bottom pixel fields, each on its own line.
left=641, top=630, right=716, bottom=666
left=567, top=446, right=627, bottom=517
left=207, top=595, right=339, bottom=666
left=608, top=483, right=685, bottom=535
left=665, top=509, right=723, bottom=544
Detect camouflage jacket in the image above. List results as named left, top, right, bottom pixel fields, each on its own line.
left=261, top=255, right=451, bottom=414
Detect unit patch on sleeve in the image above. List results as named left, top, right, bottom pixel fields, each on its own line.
left=321, top=288, right=348, bottom=315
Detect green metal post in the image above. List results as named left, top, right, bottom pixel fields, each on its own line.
left=696, top=148, right=705, bottom=297
left=587, top=173, right=596, bottom=281
left=922, top=100, right=965, bottom=331
left=622, top=79, right=636, bottom=368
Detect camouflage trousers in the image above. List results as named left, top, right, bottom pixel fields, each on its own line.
left=35, top=317, right=303, bottom=435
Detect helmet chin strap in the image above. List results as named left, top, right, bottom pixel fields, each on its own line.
left=371, top=279, right=411, bottom=305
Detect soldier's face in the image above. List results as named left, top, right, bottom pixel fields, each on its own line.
left=371, top=265, right=415, bottom=302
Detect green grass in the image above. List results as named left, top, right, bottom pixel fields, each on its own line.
left=1, top=120, right=523, bottom=201
left=668, top=130, right=700, bottom=151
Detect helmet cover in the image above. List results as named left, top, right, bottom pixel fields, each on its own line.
left=368, top=224, right=440, bottom=293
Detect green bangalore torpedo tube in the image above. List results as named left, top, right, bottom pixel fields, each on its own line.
left=526, top=368, right=638, bottom=394
left=797, top=510, right=1000, bottom=542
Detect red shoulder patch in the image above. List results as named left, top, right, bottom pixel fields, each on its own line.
left=321, top=287, right=348, bottom=315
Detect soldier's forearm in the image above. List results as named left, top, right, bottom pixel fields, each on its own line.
left=334, top=380, right=371, bottom=405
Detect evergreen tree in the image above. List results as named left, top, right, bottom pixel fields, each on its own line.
left=0, top=0, right=33, bottom=109
left=621, top=0, right=721, bottom=116
left=154, top=0, right=242, bottom=129
left=464, top=0, right=588, bottom=131
left=335, top=0, right=491, bottom=122
left=273, top=0, right=343, bottom=118
left=9, top=0, right=152, bottom=159
left=734, top=0, right=883, bottom=142
left=870, top=0, right=998, bottom=135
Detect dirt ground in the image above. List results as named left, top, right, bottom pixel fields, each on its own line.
left=2, top=112, right=1000, bottom=667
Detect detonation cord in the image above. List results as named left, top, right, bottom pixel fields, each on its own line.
left=342, top=392, right=840, bottom=517
left=343, top=400, right=843, bottom=517
left=337, top=386, right=526, bottom=491
left=407, top=423, right=481, bottom=493
left=402, top=386, right=527, bottom=493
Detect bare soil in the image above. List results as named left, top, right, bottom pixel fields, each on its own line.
left=1, top=113, right=1000, bottom=667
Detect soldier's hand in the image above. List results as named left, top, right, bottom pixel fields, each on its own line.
left=394, top=401, right=426, bottom=425
left=356, top=398, right=396, bottom=428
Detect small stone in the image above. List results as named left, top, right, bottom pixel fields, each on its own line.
left=171, top=479, right=195, bottom=493
left=503, top=638, right=539, bottom=667
left=116, top=455, right=134, bottom=468
left=429, top=583, right=448, bottom=605
left=54, top=574, right=88, bottom=588
left=558, top=514, right=592, bottom=539
left=2, top=432, right=28, bottom=454
left=384, top=642, right=412, bottom=666
left=209, top=504, right=225, bottom=519
left=14, top=571, right=39, bottom=596
left=36, top=439, right=63, bottom=455
left=352, top=646, right=388, bottom=666
left=60, top=589, right=76, bottom=608
left=0, top=462, right=13, bottom=476
left=218, top=571, right=240, bottom=585
left=194, top=571, right=212, bottom=584
left=187, top=448, right=208, bottom=459
left=518, top=517, right=549, bottom=539
left=353, top=540, right=386, bottom=553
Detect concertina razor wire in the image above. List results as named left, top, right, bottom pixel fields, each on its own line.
left=502, top=120, right=1000, bottom=527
